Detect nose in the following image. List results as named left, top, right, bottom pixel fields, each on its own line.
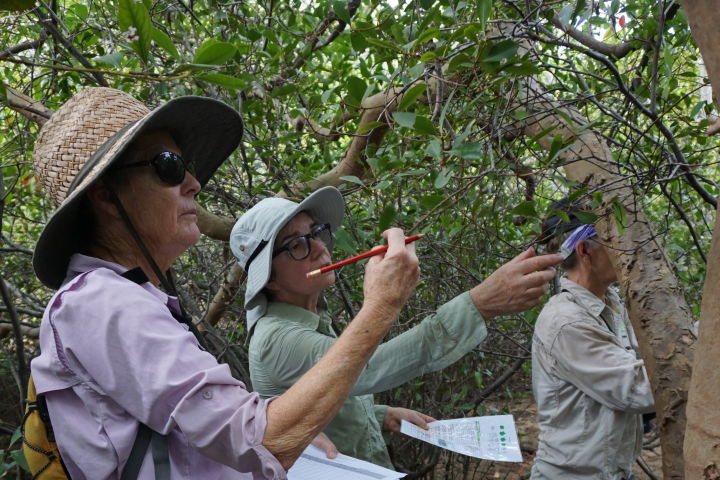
left=182, top=171, right=201, bottom=197
left=309, top=237, right=329, bottom=259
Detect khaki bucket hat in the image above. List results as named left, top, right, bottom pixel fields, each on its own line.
left=230, top=187, right=345, bottom=331
left=32, top=87, right=243, bottom=289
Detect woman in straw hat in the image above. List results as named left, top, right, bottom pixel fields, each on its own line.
left=230, top=189, right=563, bottom=469
left=29, top=87, right=422, bottom=479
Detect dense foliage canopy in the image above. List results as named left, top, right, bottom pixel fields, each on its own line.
left=1, top=0, right=718, bottom=477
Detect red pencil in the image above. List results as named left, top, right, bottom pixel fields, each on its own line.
left=306, top=234, right=424, bottom=278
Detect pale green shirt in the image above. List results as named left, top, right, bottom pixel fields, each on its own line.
left=531, top=278, right=655, bottom=480
left=249, top=292, right=487, bottom=469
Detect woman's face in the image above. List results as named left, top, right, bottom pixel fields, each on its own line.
left=113, top=130, right=201, bottom=266
left=265, top=212, right=336, bottom=309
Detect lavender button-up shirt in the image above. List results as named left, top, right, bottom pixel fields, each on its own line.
left=31, top=254, right=286, bottom=479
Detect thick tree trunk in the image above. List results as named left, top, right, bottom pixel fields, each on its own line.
left=516, top=79, right=694, bottom=479
left=682, top=1, right=720, bottom=477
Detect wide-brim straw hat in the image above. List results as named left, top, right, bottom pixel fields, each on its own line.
left=229, top=187, right=345, bottom=332
left=33, top=87, right=243, bottom=289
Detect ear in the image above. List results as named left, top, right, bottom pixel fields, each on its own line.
left=575, top=239, right=592, bottom=262
left=264, top=268, right=280, bottom=295
left=86, top=180, right=121, bottom=219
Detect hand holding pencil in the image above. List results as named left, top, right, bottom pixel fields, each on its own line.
left=307, top=233, right=424, bottom=278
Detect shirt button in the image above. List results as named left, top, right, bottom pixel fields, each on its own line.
left=202, top=390, right=213, bottom=400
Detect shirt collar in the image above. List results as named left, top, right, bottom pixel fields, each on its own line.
left=265, top=301, right=322, bottom=330
left=65, top=253, right=173, bottom=306
left=559, top=277, right=620, bottom=318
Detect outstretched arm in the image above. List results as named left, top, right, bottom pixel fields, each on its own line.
left=470, top=248, right=563, bottom=320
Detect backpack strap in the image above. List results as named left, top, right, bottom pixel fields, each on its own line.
left=118, top=268, right=170, bottom=480
left=120, top=424, right=152, bottom=480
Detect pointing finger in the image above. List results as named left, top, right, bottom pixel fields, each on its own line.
left=517, top=253, right=563, bottom=274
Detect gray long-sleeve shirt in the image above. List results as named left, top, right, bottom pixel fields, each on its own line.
left=531, top=278, right=655, bottom=480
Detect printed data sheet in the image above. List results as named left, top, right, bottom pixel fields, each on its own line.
left=287, top=445, right=407, bottom=480
left=400, top=415, right=523, bottom=462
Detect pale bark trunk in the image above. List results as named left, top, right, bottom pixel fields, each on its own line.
left=516, top=79, right=694, bottom=479
left=682, top=1, right=720, bottom=477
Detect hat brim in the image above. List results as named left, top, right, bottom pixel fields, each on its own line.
left=244, top=187, right=345, bottom=320
left=33, top=96, right=243, bottom=289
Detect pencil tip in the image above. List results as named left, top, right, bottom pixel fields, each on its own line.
left=306, top=270, right=320, bottom=278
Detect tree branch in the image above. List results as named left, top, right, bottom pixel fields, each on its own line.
left=34, top=4, right=109, bottom=86
left=4, top=85, right=53, bottom=125
left=0, top=33, right=47, bottom=59
left=549, top=15, right=635, bottom=59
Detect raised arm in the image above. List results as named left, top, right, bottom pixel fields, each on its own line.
left=261, top=228, right=420, bottom=469
left=470, top=247, right=562, bottom=320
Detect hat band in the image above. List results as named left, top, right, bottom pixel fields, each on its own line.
left=245, top=240, right=268, bottom=271
left=66, top=120, right=139, bottom=197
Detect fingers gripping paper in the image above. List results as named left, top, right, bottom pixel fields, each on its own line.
left=400, top=415, right=523, bottom=462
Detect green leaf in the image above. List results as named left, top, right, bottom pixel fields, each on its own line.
left=321, top=87, right=336, bottom=104
left=11, top=448, right=29, bottom=472
left=414, top=116, right=436, bottom=135
left=339, top=175, right=364, bottom=185
left=0, top=0, right=35, bottom=11
left=411, top=27, right=440, bottom=49
left=270, top=83, right=296, bottom=97
left=379, top=204, right=397, bottom=231
left=558, top=5, right=574, bottom=27
left=419, top=51, right=438, bottom=62
left=393, top=111, right=416, bottom=128
left=502, top=61, right=542, bottom=76
left=9, top=427, right=21, bottom=446
left=574, top=211, right=598, bottom=224
left=196, top=73, right=246, bottom=90
left=399, top=84, right=426, bottom=110
left=118, top=0, right=152, bottom=62
left=612, top=198, right=627, bottom=235
left=477, top=0, right=492, bottom=32
left=448, top=53, right=472, bottom=73
left=332, top=0, right=352, bottom=23
left=572, top=0, right=588, bottom=19
left=173, top=63, right=216, bottom=73
left=510, top=201, right=538, bottom=217
left=484, top=39, right=518, bottom=62
left=193, top=39, right=237, bottom=65
left=357, top=121, right=386, bottom=134
left=419, top=194, right=444, bottom=209
left=450, top=142, right=483, bottom=160
left=567, top=188, right=588, bottom=202
left=425, top=140, right=442, bottom=159
left=434, top=167, right=452, bottom=188
left=151, top=27, right=180, bottom=59
left=365, top=36, right=397, bottom=52
left=93, top=52, right=124, bottom=67
left=347, top=76, right=367, bottom=104
left=350, top=32, right=368, bottom=51
left=547, top=134, right=571, bottom=163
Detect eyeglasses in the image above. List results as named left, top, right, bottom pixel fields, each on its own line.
left=112, top=151, right=196, bottom=186
left=272, top=223, right=333, bottom=261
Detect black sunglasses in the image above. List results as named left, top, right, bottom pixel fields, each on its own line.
left=272, top=223, right=333, bottom=261
left=112, top=151, right=196, bottom=186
